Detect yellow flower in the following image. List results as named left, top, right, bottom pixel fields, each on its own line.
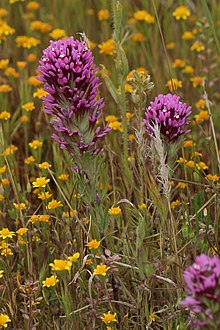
left=42, top=275, right=59, bottom=287
left=166, top=78, right=182, bottom=91
left=166, top=42, right=175, bottom=49
left=108, top=206, right=122, bottom=216
left=186, top=160, right=195, bottom=168
left=86, top=258, right=93, bottom=265
left=173, top=6, right=190, bottom=20
left=47, top=199, right=63, bottom=209
left=2, top=178, right=10, bottom=185
left=37, top=191, right=52, bottom=200
left=39, top=215, right=50, bottom=222
left=0, top=84, right=12, bottom=93
left=196, top=99, right=206, bottom=109
left=0, top=9, right=7, bottom=18
left=0, top=314, right=11, bottom=328
left=58, top=174, right=69, bottom=181
left=33, top=88, right=48, bottom=98
left=1, top=248, right=13, bottom=256
left=31, top=21, right=52, bottom=33
left=0, top=194, right=4, bottom=201
left=63, top=210, right=77, bottom=217
left=98, top=39, right=115, bottom=55
left=126, top=67, right=148, bottom=81
left=85, top=239, right=100, bottom=250
left=191, top=41, right=205, bottom=52
left=182, top=31, right=195, bottom=40
left=126, top=112, right=134, bottom=120
left=68, top=252, right=80, bottom=262
left=191, top=152, right=202, bottom=158
left=28, top=76, right=42, bottom=86
left=98, top=9, right=110, bottom=21
left=93, top=264, right=110, bottom=276
left=183, top=140, right=195, bottom=148
left=0, top=59, right=9, bottom=69
left=17, top=61, right=27, bottom=69
left=38, top=162, right=51, bottom=169
left=206, top=174, right=219, bottom=182
left=13, top=202, right=26, bottom=210
left=133, top=10, right=155, bottom=24
left=49, top=29, right=66, bottom=40
left=16, top=228, right=28, bottom=236
left=182, top=65, right=194, bottom=75
left=176, top=182, right=186, bottom=189
left=105, top=115, right=118, bottom=123
left=21, top=115, right=29, bottom=123
left=26, top=1, right=39, bottom=10
left=109, top=121, right=123, bottom=131
left=22, top=102, right=35, bottom=112
left=170, top=200, right=181, bottom=209
left=132, top=33, right=145, bottom=42
left=172, top=59, right=185, bottom=68
left=29, top=139, right=42, bottom=149
left=149, top=312, right=155, bottom=322
left=27, top=53, right=37, bottom=62
left=0, top=111, right=11, bottom=120
left=0, top=228, right=15, bottom=239
left=5, top=67, right=19, bottom=78
left=32, top=177, right=50, bottom=188
left=196, top=162, right=208, bottom=170
left=195, top=110, right=209, bottom=124
left=190, top=76, right=205, bottom=88
left=24, top=156, right=35, bottom=165
left=138, top=203, right=146, bottom=209
left=128, top=134, right=135, bottom=141
left=49, top=259, right=72, bottom=271
left=16, top=36, right=40, bottom=48
left=0, top=165, right=6, bottom=174
left=100, top=311, right=117, bottom=324
left=0, top=270, right=4, bottom=278
left=0, top=20, right=15, bottom=41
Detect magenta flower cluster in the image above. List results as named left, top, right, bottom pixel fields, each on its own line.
left=144, top=93, right=192, bottom=142
left=181, top=254, right=220, bottom=328
left=38, top=37, right=111, bottom=155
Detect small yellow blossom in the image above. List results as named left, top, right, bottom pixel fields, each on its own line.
left=172, top=59, right=185, bottom=68
left=63, top=210, right=77, bottom=217
left=126, top=112, right=134, bottom=120
left=176, top=182, right=186, bottom=189
left=166, top=78, right=182, bottom=92
left=191, top=41, right=205, bottom=52
left=47, top=199, right=63, bottom=209
left=182, top=31, right=195, bottom=40
left=68, top=252, right=80, bottom=262
left=170, top=200, right=181, bottom=209
left=206, top=174, right=219, bottom=182
left=1, top=248, right=13, bottom=256
left=98, top=39, right=115, bottom=55
left=186, top=160, right=195, bottom=168
left=86, top=258, right=93, bottom=265
left=128, top=134, right=136, bottom=141
left=26, top=1, right=39, bottom=10
left=109, top=121, right=123, bottom=131
left=0, top=194, right=4, bottom=201
left=42, top=275, right=59, bottom=287
left=24, top=156, right=35, bottom=165
left=190, top=76, right=205, bottom=88
left=132, top=33, right=145, bottom=42
left=196, top=162, right=208, bottom=170
left=0, top=59, right=9, bottom=69
left=30, top=21, right=52, bottom=33
left=22, top=102, right=35, bottom=112
left=0, top=314, right=11, bottom=328
left=58, top=174, right=69, bottom=181
left=195, top=110, right=209, bottom=124
left=16, top=61, right=27, bottom=69
left=29, top=139, right=42, bottom=149
left=0, top=270, right=4, bottom=278
left=0, top=228, right=15, bottom=239
left=108, top=206, right=122, bottom=216
left=173, top=6, right=190, bottom=20
left=126, top=67, right=148, bottom=81
left=16, top=228, right=28, bottom=236
left=49, top=259, right=72, bottom=271
left=0, top=20, right=15, bottom=41
left=2, top=178, right=10, bottom=185
left=183, top=140, right=195, bottom=148
left=105, top=115, right=118, bottom=123
left=28, top=76, right=42, bottom=86
left=86, top=239, right=100, bottom=250
left=37, top=191, right=52, bottom=200
left=196, top=99, right=206, bottom=109
left=182, top=65, right=194, bottom=75
left=133, top=10, right=155, bottom=24
left=49, top=29, right=66, bottom=40
left=32, top=177, right=50, bottom=188
left=0, top=165, right=6, bottom=174
left=149, top=312, right=155, bottom=322
left=0, top=84, right=12, bottom=93
left=39, top=162, right=51, bottom=169
left=13, top=202, right=26, bottom=210
left=0, top=9, right=7, bottom=18
left=21, top=115, right=29, bottom=123
left=98, top=9, right=110, bottom=21
left=138, top=203, right=146, bottom=209
left=0, top=111, right=11, bottom=120
left=100, top=311, right=117, bottom=324
left=93, top=264, right=110, bottom=276
left=33, top=88, right=48, bottom=98
left=16, top=36, right=40, bottom=48
left=5, top=67, right=19, bottom=78
left=27, top=53, right=37, bottom=62
left=191, top=152, right=202, bottom=158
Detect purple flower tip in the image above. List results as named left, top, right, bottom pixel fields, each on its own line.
left=143, top=93, right=192, bottom=142
left=38, top=36, right=110, bottom=155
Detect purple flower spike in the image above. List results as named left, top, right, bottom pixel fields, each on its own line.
left=144, top=93, right=192, bottom=142
left=38, top=36, right=111, bottom=155
left=181, top=254, right=220, bottom=328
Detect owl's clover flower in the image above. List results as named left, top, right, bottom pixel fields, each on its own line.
left=144, top=93, right=192, bottom=142
left=38, top=36, right=111, bottom=155
left=181, top=254, right=220, bottom=328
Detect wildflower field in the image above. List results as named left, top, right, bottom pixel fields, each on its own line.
left=1, top=0, right=220, bottom=329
